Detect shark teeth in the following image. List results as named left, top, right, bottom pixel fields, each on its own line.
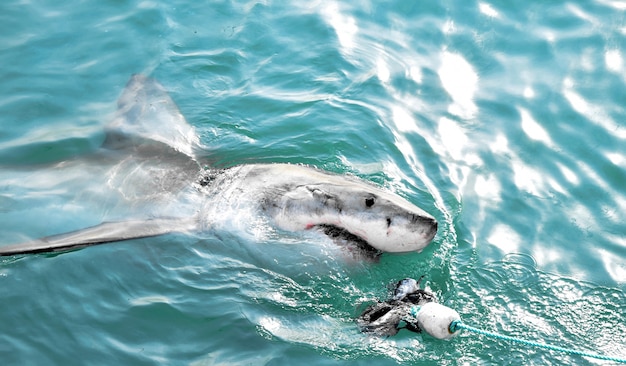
left=315, top=224, right=382, bottom=259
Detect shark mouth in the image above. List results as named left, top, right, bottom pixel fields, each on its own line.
left=316, top=224, right=382, bottom=259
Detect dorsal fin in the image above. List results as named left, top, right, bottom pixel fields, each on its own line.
left=104, top=75, right=200, bottom=158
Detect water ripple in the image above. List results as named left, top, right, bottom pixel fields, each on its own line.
left=1, top=0, right=626, bottom=364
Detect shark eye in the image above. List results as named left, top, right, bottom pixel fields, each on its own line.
left=365, top=197, right=376, bottom=208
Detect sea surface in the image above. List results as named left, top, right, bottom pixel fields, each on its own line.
left=1, top=1, right=625, bottom=365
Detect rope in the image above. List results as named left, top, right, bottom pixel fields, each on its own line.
left=449, top=320, right=626, bottom=364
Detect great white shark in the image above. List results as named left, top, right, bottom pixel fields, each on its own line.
left=0, top=75, right=437, bottom=257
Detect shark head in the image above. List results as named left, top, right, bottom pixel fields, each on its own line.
left=255, top=165, right=438, bottom=253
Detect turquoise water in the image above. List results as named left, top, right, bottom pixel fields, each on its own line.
left=1, top=0, right=626, bottom=364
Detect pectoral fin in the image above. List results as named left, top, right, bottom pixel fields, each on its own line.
left=0, top=217, right=197, bottom=256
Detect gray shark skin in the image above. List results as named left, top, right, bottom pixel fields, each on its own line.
left=0, top=75, right=437, bottom=257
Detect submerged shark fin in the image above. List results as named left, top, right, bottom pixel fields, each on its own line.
left=104, top=74, right=201, bottom=159
left=0, top=218, right=198, bottom=256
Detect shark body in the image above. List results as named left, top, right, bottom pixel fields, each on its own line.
left=0, top=75, right=437, bottom=257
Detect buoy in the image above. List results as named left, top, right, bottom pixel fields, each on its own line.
left=359, top=277, right=626, bottom=363
left=411, top=302, right=461, bottom=340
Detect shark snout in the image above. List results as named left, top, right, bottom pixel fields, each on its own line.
left=412, top=214, right=437, bottom=239
left=426, top=218, right=437, bottom=239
